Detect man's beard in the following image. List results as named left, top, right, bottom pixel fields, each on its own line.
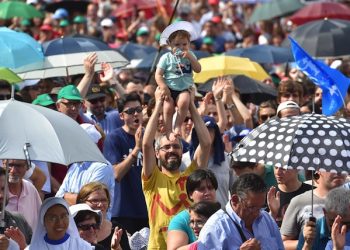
left=160, top=153, right=181, bottom=171
left=8, top=175, right=20, bottom=183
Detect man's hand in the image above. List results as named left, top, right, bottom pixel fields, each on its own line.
left=134, top=125, right=143, bottom=152
left=111, top=227, right=123, bottom=250
left=84, top=52, right=98, bottom=76
left=5, top=227, right=26, bottom=250
left=302, top=220, right=316, bottom=250
left=212, top=77, right=225, bottom=100
left=331, top=215, right=346, bottom=250
left=0, top=235, right=9, bottom=250
left=99, top=62, right=115, bottom=82
left=240, top=238, right=261, bottom=250
left=267, top=186, right=280, bottom=219
left=155, top=87, right=166, bottom=104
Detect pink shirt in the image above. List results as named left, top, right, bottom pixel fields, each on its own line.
left=6, top=179, right=42, bottom=231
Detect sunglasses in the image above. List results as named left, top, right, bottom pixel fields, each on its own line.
left=78, top=223, right=100, bottom=231
left=259, top=113, right=276, bottom=122
left=123, top=106, right=142, bottom=115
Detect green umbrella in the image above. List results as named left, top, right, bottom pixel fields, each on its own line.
left=0, top=1, right=43, bottom=19
left=0, top=67, right=22, bottom=84
left=249, top=0, right=304, bottom=23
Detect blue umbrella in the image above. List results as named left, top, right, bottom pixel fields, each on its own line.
left=131, top=50, right=211, bottom=69
left=225, top=45, right=294, bottom=64
left=117, top=42, right=157, bottom=60
left=17, top=36, right=129, bottom=79
left=0, top=27, right=44, bottom=69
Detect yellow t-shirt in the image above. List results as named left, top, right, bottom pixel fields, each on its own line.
left=142, top=162, right=197, bottom=250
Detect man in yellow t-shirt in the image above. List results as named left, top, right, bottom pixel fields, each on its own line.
left=142, top=87, right=211, bottom=249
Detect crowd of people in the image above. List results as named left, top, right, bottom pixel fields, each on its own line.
left=2, top=0, right=350, bottom=249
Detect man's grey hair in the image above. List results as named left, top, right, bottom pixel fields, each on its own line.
left=154, top=134, right=183, bottom=151
left=325, top=187, right=350, bottom=216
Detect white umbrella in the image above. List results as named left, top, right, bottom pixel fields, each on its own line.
left=16, top=51, right=129, bottom=79
left=0, top=99, right=107, bottom=165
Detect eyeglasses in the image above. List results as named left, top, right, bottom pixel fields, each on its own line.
left=240, top=200, right=262, bottom=213
left=46, top=213, right=69, bottom=223
left=123, top=106, right=143, bottom=115
left=259, top=113, right=276, bottom=122
left=60, top=101, right=82, bottom=108
left=189, top=220, right=206, bottom=228
left=159, top=143, right=181, bottom=152
left=77, top=223, right=100, bottom=231
left=86, top=199, right=109, bottom=206
left=8, top=163, right=26, bottom=169
left=89, top=97, right=105, bottom=105
left=0, top=94, right=11, bottom=100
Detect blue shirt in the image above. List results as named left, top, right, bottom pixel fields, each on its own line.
left=85, top=110, right=123, bottom=135
left=197, top=203, right=284, bottom=250
left=103, top=127, right=148, bottom=219
left=326, top=231, right=350, bottom=250
left=55, top=161, right=115, bottom=219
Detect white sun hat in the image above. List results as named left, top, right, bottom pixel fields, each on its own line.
left=159, top=21, right=199, bottom=46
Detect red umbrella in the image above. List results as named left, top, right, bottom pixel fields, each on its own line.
left=113, top=0, right=158, bottom=18
left=289, top=2, right=350, bottom=25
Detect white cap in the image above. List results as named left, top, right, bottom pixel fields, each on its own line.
left=26, top=0, right=38, bottom=4
left=69, top=204, right=102, bottom=221
left=277, top=101, right=300, bottom=116
left=100, top=18, right=113, bottom=27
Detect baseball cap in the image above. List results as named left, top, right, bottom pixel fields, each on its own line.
left=52, top=8, right=69, bottom=20
left=73, top=15, right=87, bottom=24
left=69, top=204, right=102, bottom=224
left=86, top=84, right=106, bottom=101
left=208, top=0, right=219, bottom=5
left=203, top=36, right=214, bottom=45
left=211, top=16, right=222, bottom=24
left=57, top=85, right=82, bottom=101
left=32, top=94, right=55, bottom=106
left=101, top=18, right=113, bottom=27
left=276, top=101, right=300, bottom=116
left=21, top=19, right=31, bottom=27
left=59, top=19, right=70, bottom=27
left=136, top=26, right=149, bottom=36
left=40, top=24, right=53, bottom=32
left=231, top=128, right=252, bottom=142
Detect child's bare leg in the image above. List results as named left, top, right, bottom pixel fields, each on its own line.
left=174, top=91, right=190, bottom=135
left=163, top=98, right=175, bottom=136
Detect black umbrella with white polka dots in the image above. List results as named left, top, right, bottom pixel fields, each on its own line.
left=231, top=113, right=350, bottom=174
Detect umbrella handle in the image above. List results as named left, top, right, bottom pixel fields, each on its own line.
left=0, top=161, right=10, bottom=231
left=23, top=143, right=32, bottom=170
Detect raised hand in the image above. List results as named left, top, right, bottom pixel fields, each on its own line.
left=267, top=186, right=280, bottom=220
left=331, top=215, right=346, bottom=250
left=84, top=52, right=98, bottom=76
left=99, top=62, right=115, bottom=82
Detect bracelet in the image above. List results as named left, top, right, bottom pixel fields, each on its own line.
left=226, top=103, right=236, bottom=109
left=214, top=96, right=222, bottom=101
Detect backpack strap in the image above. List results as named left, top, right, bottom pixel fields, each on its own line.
left=222, top=207, right=247, bottom=243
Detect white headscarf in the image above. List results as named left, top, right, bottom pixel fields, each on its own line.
left=28, top=197, right=92, bottom=250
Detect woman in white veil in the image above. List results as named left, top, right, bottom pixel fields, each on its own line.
left=26, top=197, right=92, bottom=249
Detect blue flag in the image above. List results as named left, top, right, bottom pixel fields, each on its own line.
left=289, top=37, right=350, bottom=116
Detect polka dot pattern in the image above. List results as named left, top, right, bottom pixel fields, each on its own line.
left=231, top=113, right=350, bottom=173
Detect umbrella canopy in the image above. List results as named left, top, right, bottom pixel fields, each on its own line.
left=249, top=0, right=304, bottom=23
left=117, top=42, right=157, bottom=60
left=45, top=0, right=90, bottom=13
left=225, top=45, right=294, bottom=64
left=193, top=56, right=269, bottom=83
left=231, top=113, right=350, bottom=173
left=0, top=68, right=22, bottom=84
left=16, top=36, right=129, bottom=79
left=113, top=0, right=158, bottom=17
left=0, top=27, right=44, bottom=70
left=0, top=1, right=43, bottom=19
left=197, top=75, right=277, bottom=105
left=283, top=19, right=350, bottom=58
left=289, top=2, right=350, bottom=25
left=0, top=99, right=107, bottom=165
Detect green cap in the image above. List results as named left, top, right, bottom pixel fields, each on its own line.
left=203, top=36, right=214, bottom=45
left=58, top=85, right=82, bottom=101
left=73, top=15, right=87, bottom=24
left=21, top=19, right=31, bottom=27
left=59, top=19, right=70, bottom=27
left=136, top=26, right=149, bottom=36
left=32, top=93, right=55, bottom=106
